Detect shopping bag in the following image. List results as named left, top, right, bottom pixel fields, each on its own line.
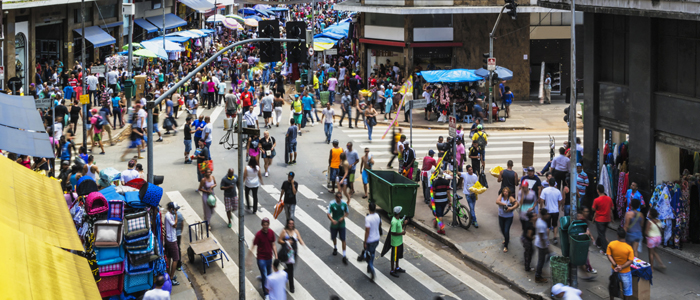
left=273, top=200, right=284, bottom=219
left=479, top=172, right=489, bottom=189
left=489, top=166, right=504, bottom=178
left=468, top=181, right=488, bottom=195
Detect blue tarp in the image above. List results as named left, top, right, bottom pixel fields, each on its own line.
left=141, top=38, right=184, bottom=52
left=313, top=37, right=338, bottom=44
left=474, top=66, right=513, bottom=81
left=200, top=29, right=215, bottom=34
left=239, top=8, right=257, bottom=15
left=134, top=18, right=158, bottom=33
left=314, top=22, right=350, bottom=40
left=73, top=26, right=116, bottom=48
left=146, top=13, right=187, bottom=30
left=269, top=7, right=288, bottom=11
left=244, top=15, right=263, bottom=21
left=163, top=35, right=191, bottom=43
left=418, top=69, right=483, bottom=83
left=139, top=41, right=169, bottom=59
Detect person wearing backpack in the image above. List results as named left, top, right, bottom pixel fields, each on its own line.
left=90, top=109, right=106, bottom=154
left=99, top=105, right=114, bottom=146
left=471, top=124, right=488, bottom=169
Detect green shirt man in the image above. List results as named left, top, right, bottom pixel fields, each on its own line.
left=328, top=199, right=349, bottom=229
left=390, top=216, right=404, bottom=247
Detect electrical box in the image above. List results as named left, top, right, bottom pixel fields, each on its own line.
left=122, top=3, right=135, bottom=16
left=305, top=30, right=313, bottom=46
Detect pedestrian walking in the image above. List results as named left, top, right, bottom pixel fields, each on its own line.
left=253, top=217, right=277, bottom=299
left=193, top=115, right=206, bottom=147
left=183, top=117, right=193, bottom=164
left=291, top=95, right=303, bottom=135
left=244, top=157, right=263, bottom=214
left=196, top=139, right=210, bottom=182
left=468, top=141, right=481, bottom=176
left=220, top=168, right=239, bottom=228
left=535, top=208, right=551, bottom=283
left=175, top=206, right=184, bottom=271
left=400, top=141, right=416, bottom=180
left=279, top=172, right=298, bottom=221
left=344, top=142, right=360, bottom=196
left=247, top=132, right=261, bottom=164
left=142, top=275, right=169, bottom=300
left=164, top=202, right=181, bottom=286
left=327, top=192, right=349, bottom=265
left=90, top=109, right=106, bottom=154
left=244, top=105, right=259, bottom=129
left=363, top=203, right=381, bottom=282
left=301, top=90, right=315, bottom=128
left=496, top=187, right=519, bottom=253
left=420, top=150, right=438, bottom=204
left=360, top=148, right=374, bottom=199
left=521, top=211, right=537, bottom=272
left=364, top=103, right=377, bottom=142
left=277, top=219, right=305, bottom=293
left=261, top=91, right=274, bottom=128
left=551, top=283, right=582, bottom=299
left=550, top=147, right=570, bottom=193
left=592, top=184, right=613, bottom=253
left=471, top=125, right=488, bottom=169
left=606, top=228, right=635, bottom=300
left=328, top=140, right=343, bottom=192
left=623, top=199, right=643, bottom=258
left=120, top=115, right=144, bottom=161
left=286, top=119, right=298, bottom=164
left=321, top=102, right=334, bottom=144
left=337, top=153, right=351, bottom=203
left=518, top=181, right=539, bottom=230
left=645, top=208, right=666, bottom=270
left=198, top=169, right=216, bottom=231
left=540, top=177, right=563, bottom=244
left=431, top=171, right=451, bottom=235
left=543, top=73, right=552, bottom=104
left=273, top=93, right=284, bottom=127
left=265, top=259, right=287, bottom=300
left=460, top=165, right=479, bottom=228
left=338, top=90, right=352, bottom=128
left=260, top=131, right=276, bottom=177
left=498, top=160, right=518, bottom=195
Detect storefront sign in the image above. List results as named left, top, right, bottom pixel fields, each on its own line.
left=324, top=48, right=337, bottom=55
left=408, top=99, right=427, bottom=110
left=449, top=116, right=456, bottom=137
left=487, top=58, right=496, bottom=71
left=91, top=65, right=106, bottom=75
left=35, top=96, right=51, bottom=110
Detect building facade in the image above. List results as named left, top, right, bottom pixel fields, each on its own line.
left=538, top=0, right=700, bottom=200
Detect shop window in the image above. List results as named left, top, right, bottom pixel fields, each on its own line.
left=656, top=18, right=700, bottom=99
left=413, top=47, right=452, bottom=69
left=413, top=14, right=452, bottom=28
left=97, top=2, right=118, bottom=19
left=74, top=7, right=94, bottom=23
left=15, top=33, right=26, bottom=83
left=365, top=13, right=404, bottom=28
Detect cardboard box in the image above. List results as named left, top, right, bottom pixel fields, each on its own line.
left=134, top=75, right=147, bottom=97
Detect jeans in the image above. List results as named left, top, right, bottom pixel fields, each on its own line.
left=540, top=161, right=551, bottom=175
left=421, top=177, right=430, bottom=203
left=339, top=109, right=351, bottom=126
left=595, top=221, right=609, bottom=250
left=552, top=169, right=568, bottom=191
left=366, top=241, right=379, bottom=274
left=355, top=108, right=365, bottom=127
left=329, top=90, right=336, bottom=104
left=535, top=246, right=548, bottom=277
left=284, top=203, right=296, bottom=221
left=563, top=205, right=571, bottom=216
left=285, top=263, right=295, bottom=290
left=302, top=110, right=313, bottom=128
left=522, top=237, right=534, bottom=270
left=113, top=109, right=123, bottom=127
left=367, top=123, right=373, bottom=141
left=245, top=186, right=259, bottom=212
left=324, top=122, right=333, bottom=142
left=257, top=259, right=272, bottom=296
left=499, top=216, right=513, bottom=248
left=466, top=193, right=478, bottom=223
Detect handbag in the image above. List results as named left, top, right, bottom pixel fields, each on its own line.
left=479, top=172, right=489, bottom=189
left=207, top=194, right=216, bottom=207
left=608, top=272, right=621, bottom=298
left=369, top=116, right=377, bottom=127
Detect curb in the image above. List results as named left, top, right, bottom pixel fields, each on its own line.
left=329, top=114, right=535, bottom=131
left=74, top=124, right=132, bottom=147
left=409, top=219, right=547, bottom=300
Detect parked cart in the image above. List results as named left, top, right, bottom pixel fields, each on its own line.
left=186, top=221, right=229, bottom=273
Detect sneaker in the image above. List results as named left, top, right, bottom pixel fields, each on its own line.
left=588, top=268, right=598, bottom=274
left=395, top=267, right=406, bottom=273
left=157, top=138, right=163, bottom=142
left=473, top=221, right=479, bottom=228
left=332, top=248, right=338, bottom=256
left=172, top=279, right=181, bottom=286
left=525, top=267, right=533, bottom=272
left=370, top=271, right=375, bottom=282
left=177, top=267, right=181, bottom=271
left=390, top=271, right=399, bottom=278
left=265, top=172, right=269, bottom=177
left=552, top=238, right=559, bottom=245
left=342, top=257, right=348, bottom=265
left=535, top=276, right=548, bottom=283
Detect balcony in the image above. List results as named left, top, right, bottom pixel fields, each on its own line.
left=537, top=0, right=700, bottom=21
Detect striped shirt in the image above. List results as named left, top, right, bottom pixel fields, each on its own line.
left=432, top=177, right=451, bottom=203
left=576, top=170, right=589, bottom=196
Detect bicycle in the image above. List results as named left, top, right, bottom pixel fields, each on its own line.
left=442, top=194, right=472, bottom=229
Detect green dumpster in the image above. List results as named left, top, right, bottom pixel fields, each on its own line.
left=568, top=220, right=591, bottom=265
left=366, top=170, right=420, bottom=217
left=558, top=216, right=571, bottom=257
left=123, top=79, right=135, bottom=99
left=550, top=256, right=570, bottom=286
left=295, top=80, right=303, bottom=93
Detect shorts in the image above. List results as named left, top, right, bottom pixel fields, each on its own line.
left=165, top=240, right=180, bottom=261
left=184, top=140, right=192, bottom=153
left=348, top=169, right=356, bottom=182
left=330, top=226, right=346, bottom=241
left=625, top=231, right=643, bottom=244
left=226, top=109, right=236, bottom=117
left=153, top=123, right=160, bottom=133
left=93, top=133, right=102, bottom=141
left=293, top=113, right=303, bottom=125
left=336, top=176, right=347, bottom=186
left=261, top=149, right=275, bottom=158
left=224, top=196, right=238, bottom=212
left=362, top=169, right=369, bottom=184
left=548, top=211, right=560, bottom=229
left=129, top=139, right=142, bottom=148
left=391, top=244, right=404, bottom=261
left=434, top=201, right=448, bottom=218
left=647, top=236, right=661, bottom=248
left=617, top=271, right=633, bottom=296
left=263, top=111, right=272, bottom=118
left=288, top=142, right=297, bottom=153
left=504, top=101, right=512, bottom=107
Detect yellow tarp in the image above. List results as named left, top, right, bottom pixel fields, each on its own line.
left=0, top=222, right=101, bottom=299
left=313, top=42, right=335, bottom=51
left=0, top=156, right=84, bottom=251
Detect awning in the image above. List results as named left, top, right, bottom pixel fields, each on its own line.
left=179, top=0, right=218, bottom=12
left=418, top=69, right=483, bottom=83
left=99, top=21, right=124, bottom=29
left=146, top=13, right=187, bottom=30
left=0, top=94, right=54, bottom=158
left=73, top=26, right=116, bottom=48
left=134, top=18, right=159, bottom=33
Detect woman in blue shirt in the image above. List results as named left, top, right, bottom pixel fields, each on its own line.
left=503, top=86, right=514, bottom=118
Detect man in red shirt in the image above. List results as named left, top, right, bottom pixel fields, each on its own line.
left=421, top=150, right=438, bottom=204
left=68, top=74, right=78, bottom=88
left=592, top=184, right=613, bottom=252
left=252, top=217, right=277, bottom=298
left=240, top=88, right=253, bottom=112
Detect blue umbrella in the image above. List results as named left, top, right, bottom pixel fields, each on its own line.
left=238, top=8, right=257, bottom=15
left=244, top=15, right=263, bottom=21
left=474, top=66, right=513, bottom=81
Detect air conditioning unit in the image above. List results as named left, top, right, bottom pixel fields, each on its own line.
left=122, top=3, right=135, bottom=16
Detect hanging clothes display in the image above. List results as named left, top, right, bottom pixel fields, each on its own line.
left=617, top=172, right=629, bottom=220
left=654, top=185, right=674, bottom=246
left=600, top=165, right=613, bottom=197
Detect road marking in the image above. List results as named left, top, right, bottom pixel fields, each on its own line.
left=344, top=200, right=506, bottom=300
left=166, top=191, right=263, bottom=300
left=292, top=208, right=416, bottom=300
left=314, top=205, right=459, bottom=298
left=260, top=184, right=281, bottom=200
left=360, top=145, right=552, bottom=152
left=256, top=207, right=365, bottom=300
left=177, top=106, right=223, bottom=130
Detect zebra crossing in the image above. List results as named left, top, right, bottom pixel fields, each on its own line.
left=164, top=182, right=512, bottom=300
left=342, top=126, right=578, bottom=171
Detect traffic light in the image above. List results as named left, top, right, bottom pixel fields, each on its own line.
left=300, top=66, right=308, bottom=86
left=564, top=106, right=570, bottom=123
left=482, top=52, right=490, bottom=70
left=258, top=20, right=281, bottom=63
left=286, top=21, right=308, bottom=64
left=505, top=0, right=517, bottom=20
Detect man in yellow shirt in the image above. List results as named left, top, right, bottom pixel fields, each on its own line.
left=328, top=140, right=343, bottom=193
left=471, top=124, right=488, bottom=169
left=292, top=94, right=303, bottom=135
left=606, top=228, right=634, bottom=299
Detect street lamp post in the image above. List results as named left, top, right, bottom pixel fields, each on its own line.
left=81, top=0, right=87, bottom=148
left=568, top=0, right=578, bottom=288
left=488, top=6, right=506, bottom=124
left=127, top=0, right=134, bottom=108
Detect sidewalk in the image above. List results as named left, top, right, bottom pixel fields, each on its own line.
left=403, top=175, right=700, bottom=299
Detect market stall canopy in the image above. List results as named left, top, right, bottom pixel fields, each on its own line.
left=0, top=94, right=54, bottom=158
left=146, top=13, right=187, bottom=30
left=239, top=7, right=257, bottom=15
left=226, top=14, right=245, bottom=23
left=418, top=69, right=483, bottom=83
left=179, top=0, right=219, bottom=12
left=167, top=31, right=205, bottom=38
left=313, top=42, right=335, bottom=51
left=122, top=43, right=143, bottom=51
left=474, top=66, right=514, bottom=81
left=134, top=18, right=159, bottom=33
left=245, top=18, right=259, bottom=27
left=142, top=38, right=184, bottom=52
left=253, top=4, right=271, bottom=9
left=73, top=26, right=116, bottom=48
left=245, top=15, right=263, bottom=22
left=314, top=22, right=350, bottom=40
left=206, top=14, right=227, bottom=23
left=138, top=42, right=169, bottom=59
left=163, top=35, right=191, bottom=43
left=0, top=156, right=100, bottom=299
left=269, top=7, right=288, bottom=11
left=223, top=17, right=243, bottom=30
left=133, top=48, right=160, bottom=58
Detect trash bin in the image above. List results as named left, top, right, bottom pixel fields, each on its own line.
left=295, top=80, right=303, bottom=93
left=568, top=220, right=591, bottom=266
left=320, top=91, right=330, bottom=106
left=366, top=170, right=420, bottom=217
left=558, top=216, right=571, bottom=257
left=123, top=79, right=135, bottom=99
left=550, top=256, right=570, bottom=286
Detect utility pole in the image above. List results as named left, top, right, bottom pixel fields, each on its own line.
left=308, top=0, right=315, bottom=86
left=162, top=0, right=166, bottom=50
left=81, top=0, right=87, bottom=149
left=568, top=0, right=578, bottom=288
left=237, top=109, right=245, bottom=299
left=488, top=6, right=506, bottom=124
left=127, top=0, right=134, bottom=108
left=451, top=101, right=458, bottom=226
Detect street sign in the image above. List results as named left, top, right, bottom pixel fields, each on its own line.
left=79, top=94, right=90, bottom=105
left=408, top=99, right=427, bottom=110
left=324, top=48, right=337, bottom=55
left=35, top=97, right=51, bottom=110
left=487, top=58, right=496, bottom=71
left=308, top=47, right=314, bottom=56
left=91, top=65, right=106, bottom=75
left=448, top=116, right=456, bottom=137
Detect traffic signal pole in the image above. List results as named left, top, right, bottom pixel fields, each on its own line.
left=488, top=6, right=506, bottom=124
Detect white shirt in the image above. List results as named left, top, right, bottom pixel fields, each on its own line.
left=422, top=91, right=431, bottom=104
left=121, top=169, right=139, bottom=184
left=107, top=71, right=119, bottom=85
left=540, top=186, right=562, bottom=213
left=322, top=108, right=335, bottom=124
left=460, top=172, right=478, bottom=195
left=165, top=211, right=177, bottom=242
left=142, top=288, right=170, bottom=300
left=245, top=166, right=260, bottom=188
left=53, top=122, right=63, bottom=140
left=264, top=270, right=288, bottom=300
left=203, top=123, right=213, bottom=143
left=137, top=109, right=148, bottom=128
left=365, top=213, right=381, bottom=243
left=86, top=75, right=99, bottom=91
left=212, top=75, right=220, bottom=86
left=244, top=111, right=258, bottom=128
left=551, top=154, right=570, bottom=172
left=534, top=218, right=549, bottom=248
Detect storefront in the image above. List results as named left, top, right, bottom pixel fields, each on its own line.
left=73, top=26, right=117, bottom=65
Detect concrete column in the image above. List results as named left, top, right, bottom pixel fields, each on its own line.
left=403, top=15, right=413, bottom=81
left=5, top=10, right=16, bottom=82
left=66, top=5, right=75, bottom=72
left=28, top=9, right=36, bottom=86
left=655, top=142, right=679, bottom=184
left=627, top=16, right=655, bottom=198
left=582, top=12, right=599, bottom=200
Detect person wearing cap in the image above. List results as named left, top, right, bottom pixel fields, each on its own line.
left=327, top=192, right=350, bottom=265
left=253, top=217, right=277, bottom=298
left=261, top=90, right=274, bottom=129
left=521, top=166, right=543, bottom=196
left=387, top=206, right=407, bottom=277
left=471, top=124, right=488, bottom=169
left=279, top=172, right=299, bottom=221
left=220, top=168, right=239, bottom=228
left=575, top=163, right=588, bottom=204
left=164, top=202, right=181, bottom=286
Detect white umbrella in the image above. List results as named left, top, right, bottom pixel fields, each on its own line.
left=206, top=14, right=226, bottom=23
